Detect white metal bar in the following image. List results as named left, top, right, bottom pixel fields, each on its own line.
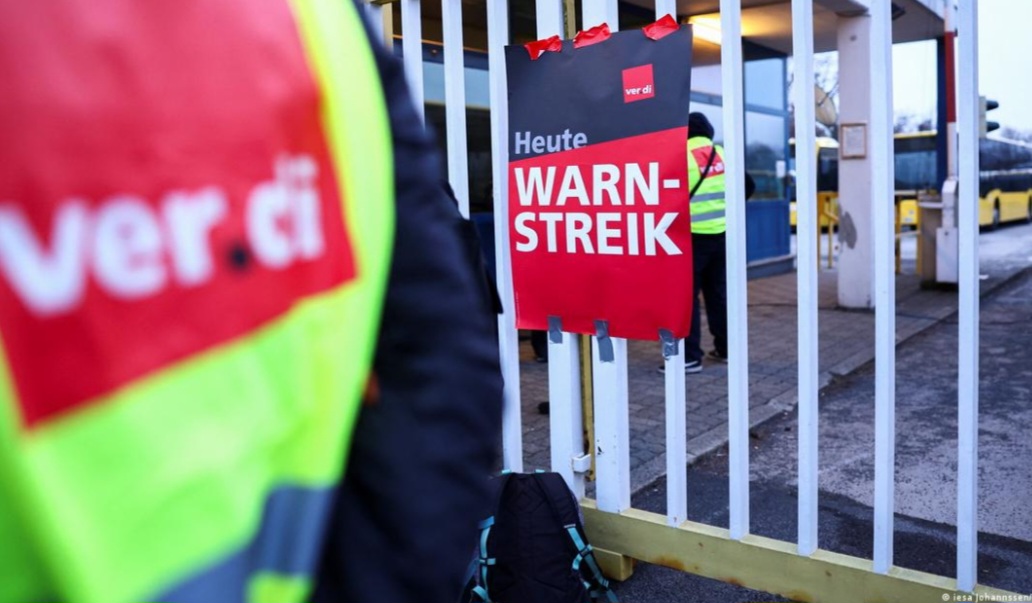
left=956, top=0, right=980, bottom=591
left=487, top=0, right=522, bottom=472
left=593, top=336, right=630, bottom=512
left=581, top=1, right=617, bottom=34
left=362, top=2, right=384, bottom=42
left=401, top=0, right=424, bottom=121
left=442, top=0, right=470, bottom=216
left=581, top=0, right=629, bottom=516
left=655, top=0, right=685, bottom=529
left=550, top=331, right=585, bottom=498
left=791, top=0, right=819, bottom=557
left=870, top=0, right=897, bottom=575
left=719, top=0, right=750, bottom=542
left=536, top=0, right=563, bottom=39
left=363, top=1, right=394, bottom=49
left=655, top=0, right=676, bottom=20
left=664, top=342, right=687, bottom=526
left=534, top=0, right=585, bottom=499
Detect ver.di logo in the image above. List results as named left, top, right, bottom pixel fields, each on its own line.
left=622, top=64, right=655, bottom=103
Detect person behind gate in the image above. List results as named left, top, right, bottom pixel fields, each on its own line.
left=671, top=112, right=754, bottom=374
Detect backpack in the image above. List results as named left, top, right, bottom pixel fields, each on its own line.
left=462, top=472, right=619, bottom=603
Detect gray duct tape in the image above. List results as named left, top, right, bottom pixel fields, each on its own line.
left=658, top=329, right=678, bottom=359
left=595, top=319, right=614, bottom=363
left=548, top=316, right=563, bottom=344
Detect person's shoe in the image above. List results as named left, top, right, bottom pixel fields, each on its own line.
left=707, top=350, right=728, bottom=363
left=657, top=360, right=703, bottom=374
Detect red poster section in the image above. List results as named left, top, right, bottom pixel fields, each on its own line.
left=509, top=127, right=693, bottom=340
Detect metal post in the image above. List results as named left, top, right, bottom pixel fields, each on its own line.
left=363, top=1, right=394, bottom=48
left=442, top=0, right=470, bottom=216
left=870, top=0, right=897, bottom=575
left=400, top=0, right=424, bottom=121
left=582, top=0, right=629, bottom=514
left=655, top=0, right=686, bottom=529
left=719, top=0, right=751, bottom=541
left=592, top=335, right=630, bottom=512
left=956, top=0, right=981, bottom=592
left=536, top=0, right=587, bottom=499
left=791, top=0, right=819, bottom=558
left=487, top=0, right=523, bottom=472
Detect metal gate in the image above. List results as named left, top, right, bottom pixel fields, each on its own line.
left=365, top=0, right=1019, bottom=600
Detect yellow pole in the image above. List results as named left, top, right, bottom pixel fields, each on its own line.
left=895, top=203, right=902, bottom=274
left=580, top=334, right=595, bottom=481
left=827, top=198, right=833, bottom=269
left=563, top=0, right=595, bottom=482
left=564, top=0, right=577, bottom=38
left=816, top=196, right=823, bottom=272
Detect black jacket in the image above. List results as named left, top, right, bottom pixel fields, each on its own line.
left=311, top=7, right=504, bottom=603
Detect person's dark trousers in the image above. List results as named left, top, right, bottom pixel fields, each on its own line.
left=530, top=330, right=548, bottom=361
left=686, top=232, right=728, bottom=362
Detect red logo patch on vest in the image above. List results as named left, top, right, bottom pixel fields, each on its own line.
left=0, top=1, right=355, bottom=428
left=690, top=146, right=726, bottom=178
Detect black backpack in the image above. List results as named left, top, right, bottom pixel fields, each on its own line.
left=462, top=472, right=619, bottom=603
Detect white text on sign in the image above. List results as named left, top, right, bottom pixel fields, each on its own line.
left=512, top=161, right=683, bottom=256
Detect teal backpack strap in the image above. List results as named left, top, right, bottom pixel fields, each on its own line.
left=565, top=525, right=619, bottom=603
left=470, top=472, right=514, bottom=603
left=473, top=516, right=496, bottom=602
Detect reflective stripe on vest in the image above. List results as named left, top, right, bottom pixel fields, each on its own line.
left=687, top=137, right=727, bottom=234
left=0, top=1, right=393, bottom=602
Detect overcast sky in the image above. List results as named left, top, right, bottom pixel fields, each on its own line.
left=893, top=0, right=1032, bottom=134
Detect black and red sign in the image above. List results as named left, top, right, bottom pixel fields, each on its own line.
left=505, top=17, right=695, bottom=341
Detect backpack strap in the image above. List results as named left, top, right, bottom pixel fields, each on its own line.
left=471, top=516, right=496, bottom=602
left=468, top=472, right=515, bottom=603
left=565, top=526, right=619, bottom=603
left=534, top=474, right=619, bottom=603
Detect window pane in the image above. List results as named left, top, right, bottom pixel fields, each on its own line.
left=745, top=111, right=787, bottom=199
left=745, top=58, right=785, bottom=111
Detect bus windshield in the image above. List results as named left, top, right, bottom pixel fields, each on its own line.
left=788, top=139, right=839, bottom=198
left=894, top=134, right=938, bottom=193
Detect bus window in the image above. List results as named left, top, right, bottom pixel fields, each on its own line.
left=817, top=147, right=838, bottom=192
left=893, top=134, right=937, bottom=192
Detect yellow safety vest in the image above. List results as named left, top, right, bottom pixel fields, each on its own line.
left=0, top=1, right=393, bottom=602
left=687, top=137, right=727, bottom=235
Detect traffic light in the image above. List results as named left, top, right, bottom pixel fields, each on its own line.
left=979, top=96, right=1000, bottom=137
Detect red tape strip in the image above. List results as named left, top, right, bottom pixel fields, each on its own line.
left=643, top=14, right=680, bottom=41
left=573, top=23, right=612, bottom=48
left=524, top=35, right=563, bottom=60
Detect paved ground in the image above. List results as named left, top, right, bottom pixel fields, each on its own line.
left=511, top=221, right=1032, bottom=601
left=515, top=222, right=1032, bottom=495
left=611, top=265, right=1032, bottom=602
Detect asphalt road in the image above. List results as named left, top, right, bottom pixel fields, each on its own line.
left=611, top=223, right=1032, bottom=602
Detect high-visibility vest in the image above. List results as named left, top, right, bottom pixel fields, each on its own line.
left=0, top=1, right=393, bottom=602
left=687, top=137, right=728, bottom=235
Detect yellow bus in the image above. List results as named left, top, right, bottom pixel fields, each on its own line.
left=792, top=131, right=1032, bottom=230
left=895, top=131, right=1032, bottom=229
left=788, top=137, right=840, bottom=230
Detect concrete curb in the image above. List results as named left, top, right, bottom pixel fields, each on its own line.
left=629, top=264, right=1032, bottom=497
